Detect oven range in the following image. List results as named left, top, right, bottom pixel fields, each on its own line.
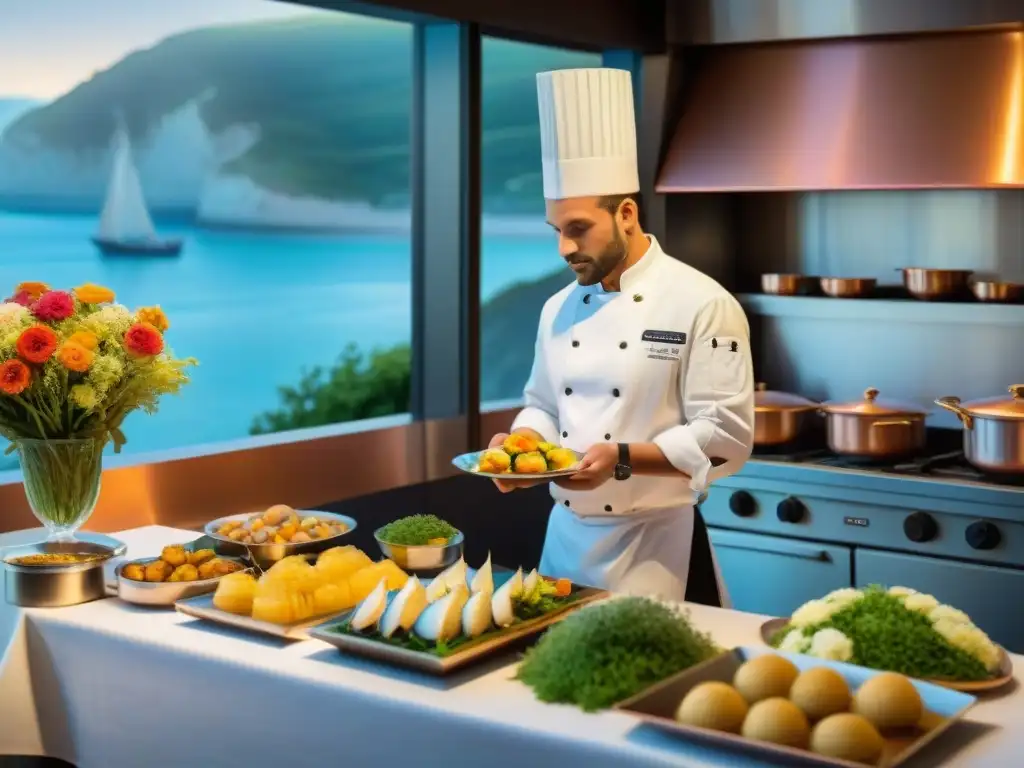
left=700, top=433, right=1024, bottom=653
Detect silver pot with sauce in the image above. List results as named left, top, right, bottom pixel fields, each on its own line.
left=935, top=385, right=1024, bottom=474
left=820, top=388, right=928, bottom=458
left=753, top=383, right=819, bottom=446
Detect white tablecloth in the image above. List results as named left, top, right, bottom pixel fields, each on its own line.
left=1, top=525, right=1021, bottom=767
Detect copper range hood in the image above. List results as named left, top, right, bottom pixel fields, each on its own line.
left=657, top=29, right=1024, bottom=192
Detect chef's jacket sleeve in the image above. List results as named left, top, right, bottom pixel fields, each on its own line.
left=510, top=311, right=559, bottom=442
left=652, top=294, right=755, bottom=492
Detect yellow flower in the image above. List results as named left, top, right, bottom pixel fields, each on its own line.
left=74, top=283, right=116, bottom=304
left=67, top=330, right=99, bottom=351
left=70, top=384, right=99, bottom=410
left=137, top=305, right=170, bottom=332
left=87, top=354, right=124, bottom=393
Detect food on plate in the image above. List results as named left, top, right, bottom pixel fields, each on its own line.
left=675, top=681, right=748, bottom=733
left=470, top=552, right=493, bottom=595
left=741, top=698, right=810, bottom=748
left=413, top=584, right=470, bottom=642
left=852, top=672, right=923, bottom=730
left=379, top=576, right=428, bottom=638
left=120, top=544, right=244, bottom=584
left=733, top=653, right=800, bottom=704
left=213, top=572, right=257, bottom=615
left=350, top=579, right=389, bottom=631
left=473, top=435, right=580, bottom=475
left=376, top=514, right=458, bottom=546
left=349, top=559, right=409, bottom=601
left=317, top=545, right=374, bottom=581
left=462, top=589, right=493, bottom=638
left=516, top=597, right=721, bottom=711
left=426, top=557, right=469, bottom=602
left=810, top=713, right=884, bottom=764
left=491, top=566, right=524, bottom=627
left=771, top=585, right=1001, bottom=681
left=214, top=505, right=348, bottom=545
left=522, top=567, right=540, bottom=594
left=789, top=666, right=851, bottom=721
left=6, top=552, right=108, bottom=566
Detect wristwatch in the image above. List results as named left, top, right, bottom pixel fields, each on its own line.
left=614, top=443, right=632, bottom=481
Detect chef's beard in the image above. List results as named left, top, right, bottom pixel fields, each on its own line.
left=570, top=224, right=628, bottom=287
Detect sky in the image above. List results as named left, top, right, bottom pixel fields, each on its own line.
left=0, top=0, right=322, bottom=99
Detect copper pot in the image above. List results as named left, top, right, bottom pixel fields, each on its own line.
left=971, top=280, right=1023, bottom=303
left=820, top=277, right=876, bottom=298
left=754, top=383, right=819, bottom=445
left=761, top=274, right=818, bottom=296
left=935, top=385, right=1024, bottom=473
left=820, top=388, right=927, bottom=458
left=898, top=267, right=973, bottom=300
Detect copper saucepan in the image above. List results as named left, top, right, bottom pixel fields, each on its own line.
left=819, top=388, right=928, bottom=458
left=971, top=281, right=1023, bottom=303
left=898, top=268, right=973, bottom=301
left=935, top=385, right=1024, bottom=474
left=753, top=383, right=819, bottom=446
left=820, top=277, right=876, bottom=299
left=761, top=274, right=819, bottom=296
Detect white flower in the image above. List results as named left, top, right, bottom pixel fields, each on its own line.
left=779, top=629, right=811, bottom=654
left=809, top=628, right=854, bottom=662
left=824, top=588, right=864, bottom=607
left=933, top=619, right=1002, bottom=673
left=0, top=302, right=28, bottom=327
left=929, top=604, right=971, bottom=625
left=887, top=586, right=917, bottom=598
left=791, top=599, right=840, bottom=628
left=903, top=593, right=940, bottom=614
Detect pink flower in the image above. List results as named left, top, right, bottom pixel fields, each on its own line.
left=10, top=290, right=33, bottom=306
left=31, top=291, right=75, bottom=322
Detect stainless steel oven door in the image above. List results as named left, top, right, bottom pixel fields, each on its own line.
left=855, top=549, right=1024, bottom=654
left=709, top=528, right=854, bottom=618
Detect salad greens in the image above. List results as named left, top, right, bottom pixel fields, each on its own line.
left=377, top=514, right=458, bottom=546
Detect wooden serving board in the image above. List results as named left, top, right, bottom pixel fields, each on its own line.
left=760, top=617, right=1014, bottom=692
left=309, top=586, right=608, bottom=674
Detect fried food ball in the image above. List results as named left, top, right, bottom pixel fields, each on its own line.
left=187, top=548, right=217, bottom=567
left=121, top=562, right=147, bottom=581
left=160, top=545, right=188, bottom=568
left=144, top=560, right=174, bottom=582
left=503, top=433, right=539, bottom=455
left=537, top=441, right=556, bottom=454
left=513, top=451, right=548, bottom=474
left=545, top=447, right=578, bottom=471
left=478, top=449, right=512, bottom=474
left=263, top=504, right=294, bottom=526
left=168, top=564, right=200, bottom=582
left=198, top=558, right=243, bottom=580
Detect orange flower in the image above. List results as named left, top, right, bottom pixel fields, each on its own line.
left=58, top=342, right=94, bottom=373
left=136, top=305, right=169, bottom=332
left=67, top=330, right=99, bottom=351
left=73, top=283, right=115, bottom=304
left=123, top=322, right=164, bottom=356
left=0, top=359, right=30, bottom=395
left=16, top=325, right=58, bottom=363
left=14, top=282, right=49, bottom=301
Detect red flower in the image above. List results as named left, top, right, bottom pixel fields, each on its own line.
left=0, top=359, right=30, bottom=395
left=31, top=291, right=75, bottom=322
left=16, top=325, right=58, bottom=363
left=10, top=290, right=32, bottom=306
left=124, top=322, right=164, bottom=357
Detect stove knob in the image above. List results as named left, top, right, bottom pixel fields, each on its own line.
left=776, top=497, right=806, bottom=524
left=729, top=491, right=758, bottom=517
left=966, top=521, right=1001, bottom=551
left=904, top=512, right=938, bottom=543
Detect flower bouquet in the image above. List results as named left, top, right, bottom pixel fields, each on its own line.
left=0, top=281, right=195, bottom=539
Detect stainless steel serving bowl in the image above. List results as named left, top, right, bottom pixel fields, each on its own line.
left=115, top=555, right=250, bottom=606
left=374, top=528, right=464, bottom=571
left=204, top=510, right=358, bottom=570
left=3, top=539, right=123, bottom=608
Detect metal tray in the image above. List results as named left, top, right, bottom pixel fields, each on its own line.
left=451, top=449, right=583, bottom=479
left=309, top=584, right=608, bottom=674
left=615, top=646, right=977, bottom=768
left=760, top=617, right=1014, bottom=692
left=116, top=555, right=251, bottom=607
left=204, top=510, right=358, bottom=570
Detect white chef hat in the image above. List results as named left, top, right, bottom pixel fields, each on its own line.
left=536, top=67, right=639, bottom=200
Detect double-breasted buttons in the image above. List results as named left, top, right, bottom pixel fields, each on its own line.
left=633, top=294, right=643, bottom=302
left=564, top=500, right=571, bottom=507
left=604, top=433, right=611, bottom=440
left=619, top=341, right=627, bottom=349
left=564, top=387, right=573, bottom=395
left=583, top=294, right=591, bottom=304
left=612, top=388, right=621, bottom=397
left=572, top=340, right=579, bottom=347
left=711, top=338, right=718, bottom=348
left=561, top=431, right=568, bottom=438
left=604, top=504, right=613, bottom=512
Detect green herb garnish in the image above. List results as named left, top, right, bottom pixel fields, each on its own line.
left=516, top=597, right=721, bottom=712
left=377, top=514, right=458, bottom=546
left=770, top=587, right=991, bottom=681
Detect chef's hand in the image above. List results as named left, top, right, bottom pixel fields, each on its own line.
left=554, top=442, right=617, bottom=491
left=487, top=432, right=546, bottom=493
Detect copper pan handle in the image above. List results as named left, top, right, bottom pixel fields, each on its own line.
left=870, top=420, right=912, bottom=428
left=935, top=397, right=974, bottom=430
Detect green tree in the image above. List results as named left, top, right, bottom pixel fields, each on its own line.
left=250, top=343, right=411, bottom=435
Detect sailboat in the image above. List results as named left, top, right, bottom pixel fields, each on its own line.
left=92, top=123, right=183, bottom=257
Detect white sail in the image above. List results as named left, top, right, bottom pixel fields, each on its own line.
left=96, top=125, right=157, bottom=243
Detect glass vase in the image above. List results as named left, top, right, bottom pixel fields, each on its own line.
left=17, top=438, right=104, bottom=541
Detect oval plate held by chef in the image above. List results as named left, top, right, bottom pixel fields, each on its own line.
left=452, top=435, right=584, bottom=479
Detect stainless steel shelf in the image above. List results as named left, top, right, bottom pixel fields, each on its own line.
left=738, top=294, right=1024, bottom=326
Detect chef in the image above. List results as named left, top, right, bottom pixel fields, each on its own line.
left=488, top=67, right=755, bottom=606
